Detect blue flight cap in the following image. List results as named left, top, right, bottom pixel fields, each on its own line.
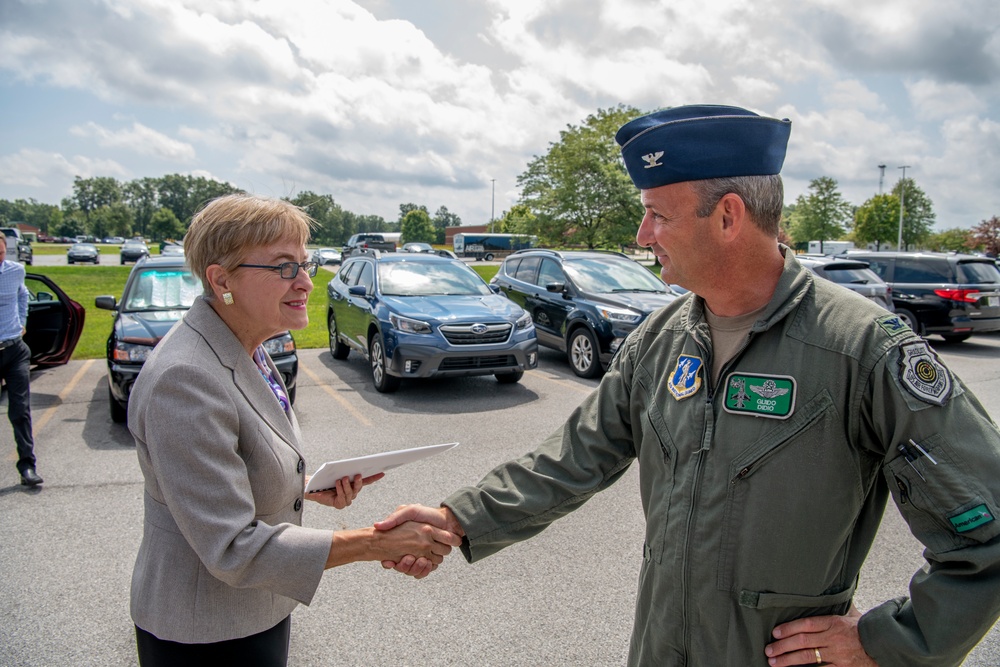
left=615, top=105, right=791, bottom=189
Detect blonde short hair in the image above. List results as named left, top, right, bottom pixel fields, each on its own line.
left=185, top=194, right=315, bottom=292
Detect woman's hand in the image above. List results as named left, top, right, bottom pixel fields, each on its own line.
left=305, top=473, right=384, bottom=509
left=326, top=519, right=462, bottom=572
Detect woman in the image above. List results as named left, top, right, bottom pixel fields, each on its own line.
left=128, top=194, right=457, bottom=665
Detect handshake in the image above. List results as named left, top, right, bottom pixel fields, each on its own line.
left=372, top=504, right=465, bottom=579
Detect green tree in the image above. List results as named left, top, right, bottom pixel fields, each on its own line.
left=123, top=177, right=160, bottom=238
left=968, top=215, right=1000, bottom=256
left=157, top=174, right=241, bottom=226
left=288, top=191, right=347, bottom=245
left=496, top=204, right=537, bottom=236
left=787, top=177, right=852, bottom=251
left=400, top=209, right=436, bottom=244
left=90, top=203, right=133, bottom=239
left=924, top=228, right=972, bottom=253
left=853, top=193, right=900, bottom=251
left=517, top=105, right=644, bottom=249
left=55, top=210, right=86, bottom=239
left=431, top=205, right=461, bottom=244
left=72, top=176, right=122, bottom=220
left=149, top=207, right=185, bottom=241
left=891, top=178, right=935, bottom=250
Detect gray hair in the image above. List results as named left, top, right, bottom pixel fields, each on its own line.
left=690, top=174, right=784, bottom=236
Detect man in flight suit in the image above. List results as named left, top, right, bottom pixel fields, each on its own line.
left=379, top=105, right=1000, bottom=666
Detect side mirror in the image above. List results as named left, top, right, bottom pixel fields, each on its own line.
left=348, top=285, right=368, bottom=297
left=545, top=282, right=566, bottom=293
left=95, top=295, right=118, bottom=311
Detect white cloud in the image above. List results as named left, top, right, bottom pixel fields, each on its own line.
left=906, top=79, right=987, bottom=121
left=0, top=149, right=127, bottom=191
left=70, top=122, right=196, bottom=162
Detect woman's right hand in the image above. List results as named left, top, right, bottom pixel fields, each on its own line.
left=375, top=520, right=461, bottom=565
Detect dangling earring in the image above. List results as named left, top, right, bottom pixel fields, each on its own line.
left=222, top=292, right=234, bottom=306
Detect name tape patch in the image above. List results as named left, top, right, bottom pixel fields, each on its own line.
left=723, top=373, right=796, bottom=419
left=949, top=504, right=995, bottom=534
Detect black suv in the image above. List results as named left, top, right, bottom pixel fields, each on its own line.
left=492, top=250, right=679, bottom=377
left=95, top=255, right=299, bottom=422
left=844, top=251, right=1000, bottom=343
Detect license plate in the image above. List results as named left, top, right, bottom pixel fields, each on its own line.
left=989, top=296, right=999, bottom=307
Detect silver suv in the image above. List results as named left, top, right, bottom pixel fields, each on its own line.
left=796, top=255, right=893, bottom=311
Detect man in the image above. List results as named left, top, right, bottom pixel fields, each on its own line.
left=0, top=237, right=40, bottom=487
left=379, top=105, right=1000, bottom=666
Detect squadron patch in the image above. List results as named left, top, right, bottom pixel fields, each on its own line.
left=723, top=373, right=796, bottom=419
left=667, top=355, right=703, bottom=400
left=898, top=341, right=952, bottom=406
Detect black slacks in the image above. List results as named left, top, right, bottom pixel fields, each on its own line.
left=135, top=616, right=291, bottom=667
left=0, top=340, right=34, bottom=473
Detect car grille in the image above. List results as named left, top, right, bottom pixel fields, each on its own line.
left=439, top=323, right=512, bottom=345
left=439, top=355, right=516, bottom=370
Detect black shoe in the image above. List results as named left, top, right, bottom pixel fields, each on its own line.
left=20, top=468, right=43, bottom=486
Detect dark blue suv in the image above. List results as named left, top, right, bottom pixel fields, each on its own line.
left=492, top=250, right=680, bottom=377
left=326, top=250, right=537, bottom=393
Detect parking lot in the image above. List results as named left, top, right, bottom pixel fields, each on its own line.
left=1, top=331, right=999, bottom=664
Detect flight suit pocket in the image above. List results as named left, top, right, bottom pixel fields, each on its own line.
left=641, top=400, right=677, bottom=564
left=717, top=391, right=864, bottom=594
left=884, top=433, right=1000, bottom=552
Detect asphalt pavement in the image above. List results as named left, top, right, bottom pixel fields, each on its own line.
left=1, top=335, right=999, bottom=666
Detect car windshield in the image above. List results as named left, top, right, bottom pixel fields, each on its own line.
left=563, top=257, right=667, bottom=294
left=379, top=261, right=491, bottom=296
left=124, top=269, right=202, bottom=311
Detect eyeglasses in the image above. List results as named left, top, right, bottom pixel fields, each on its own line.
left=237, top=261, right=319, bottom=279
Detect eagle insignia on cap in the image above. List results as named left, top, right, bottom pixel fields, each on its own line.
left=642, top=151, right=664, bottom=168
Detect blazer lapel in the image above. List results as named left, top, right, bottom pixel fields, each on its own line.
left=183, top=298, right=302, bottom=454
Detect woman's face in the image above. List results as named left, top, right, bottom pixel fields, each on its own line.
left=225, top=236, right=314, bottom=345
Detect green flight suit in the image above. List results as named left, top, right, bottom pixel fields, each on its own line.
left=444, top=250, right=1000, bottom=666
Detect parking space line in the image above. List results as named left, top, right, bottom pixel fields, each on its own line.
left=299, top=363, right=373, bottom=427
left=34, top=359, right=97, bottom=435
left=526, top=369, right=597, bottom=395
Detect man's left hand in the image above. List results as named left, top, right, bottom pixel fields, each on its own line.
left=765, top=605, right=877, bottom=666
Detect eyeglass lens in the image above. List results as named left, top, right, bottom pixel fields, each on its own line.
left=279, top=262, right=318, bottom=279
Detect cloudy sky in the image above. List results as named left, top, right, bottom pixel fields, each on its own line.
left=1, top=0, right=998, bottom=232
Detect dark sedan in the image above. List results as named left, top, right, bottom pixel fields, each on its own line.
left=67, top=243, right=100, bottom=264
left=327, top=252, right=537, bottom=392
left=95, top=255, right=299, bottom=422
left=119, top=240, right=150, bottom=264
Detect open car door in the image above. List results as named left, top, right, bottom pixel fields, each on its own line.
left=24, top=273, right=85, bottom=367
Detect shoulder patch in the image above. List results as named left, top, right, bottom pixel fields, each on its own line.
left=898, top=340, right=952, bottom=406
left=876, top=313, right=910, bottom=337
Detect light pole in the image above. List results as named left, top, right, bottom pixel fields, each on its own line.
left=877, top=164, right=886, bottom=194
left=490, top=179, right=496, bottom=233
left=896, top=165, right=910, bottom=250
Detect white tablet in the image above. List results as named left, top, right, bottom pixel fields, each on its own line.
left=305, top=442, right=459, bottom=493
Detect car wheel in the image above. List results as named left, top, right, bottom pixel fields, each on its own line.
left=484, top=253, right=494, bottom=261
left=121, top=258, right=126, bottom=265
left=67, top=260, right=73, bottom=265
left=109, top=386, right=127, bottom=424
left=328, top=312, right=350, bottom=360
left=567, top=328, right=601, bottom=378
left=495, top=369, right=524, bottom=384
left=894, top=308, right=920, bottom=335
left=940, top=333, right=972, bottom=344
left=369, top=333, right=400, bottom=393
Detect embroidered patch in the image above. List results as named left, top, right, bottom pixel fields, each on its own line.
left=898, top=341, right=952, bottom=406
left=723, top=373, right=796, bottom=419
left=667, top=354, right=703, bottom=400
left=877, top=313, right=910, bottom=337
left=949, top=504, right=995, bottom=533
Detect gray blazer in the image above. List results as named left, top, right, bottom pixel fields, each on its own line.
left=129, top=297, right=332, bottom=643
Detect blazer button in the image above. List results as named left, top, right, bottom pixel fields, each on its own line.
left=297, top=459, right=305, bottom=474
left=294, top=499, right=302, bottom=512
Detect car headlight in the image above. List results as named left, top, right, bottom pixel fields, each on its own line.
left=390, top=313, right=433, bottom=334
left=113, top=340, right=155, bottom=363
left=599, top=306, right=642, bottom=324
left=262, top=332, right=296, bottom=356
left=515, top=312, right=533, bottom=330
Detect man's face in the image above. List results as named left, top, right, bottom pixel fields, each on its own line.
left=635, top=181, right=710, bottom=289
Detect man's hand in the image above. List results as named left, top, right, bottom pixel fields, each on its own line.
left=765, top=605, right=877, bottom=666
left=375, top=504, right=465, bottom=578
